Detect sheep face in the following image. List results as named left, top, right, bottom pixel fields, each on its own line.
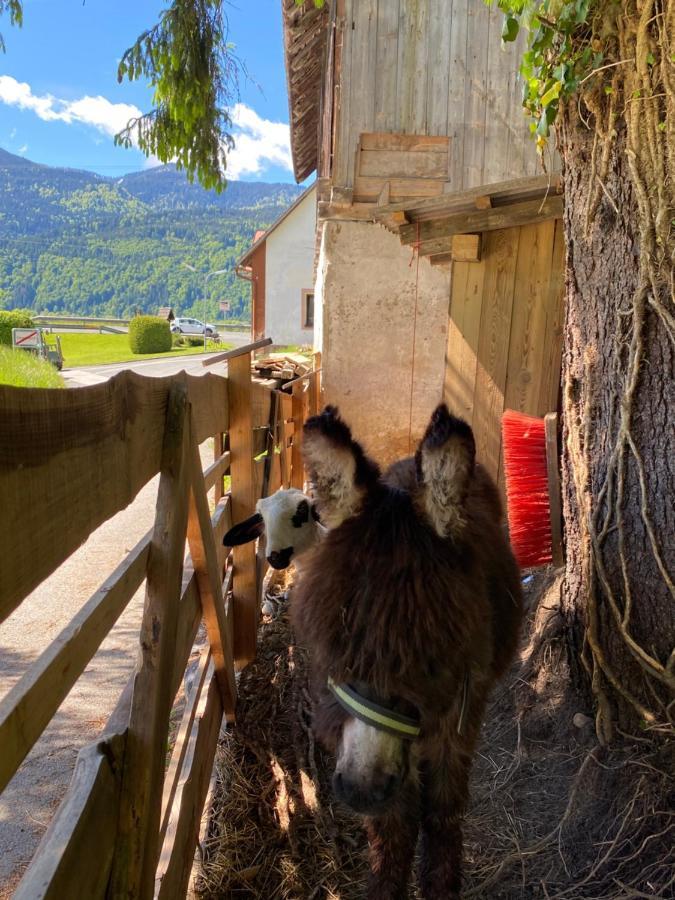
left=223, top=488, right=321, bottom=569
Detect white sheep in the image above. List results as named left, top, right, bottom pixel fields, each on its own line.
left=223, top=487, right=325, bottom=571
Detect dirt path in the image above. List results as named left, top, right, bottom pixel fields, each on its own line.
left=0, top=446, right=211, bottom=896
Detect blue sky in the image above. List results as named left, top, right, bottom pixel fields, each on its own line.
left=0, top=0, right=298, bottom=182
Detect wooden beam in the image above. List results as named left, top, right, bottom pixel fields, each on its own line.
left=451, top=233, right=482, bottom=262
left=203, top=450, right=231, bottom=494
left=399, top=196, right=564, bottom=246
left=475, top=195, right=493, bottom=210
left=202, top=337, right=272, bottom=367
left=108, top=381, right=192, bottom=900
left=226, top=353, right=258, bottom=667
left=187, top=435, right=237, bottom=719
left=0, top=530, right=151, bottom=795
left=155, top=661, right=222, bottom=900
left=13, top=680, right=133, bottom=900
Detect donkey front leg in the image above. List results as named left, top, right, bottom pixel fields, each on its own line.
left=417, top=753, right=472, bottom=900
left=364, top=803, right=420, bottom=900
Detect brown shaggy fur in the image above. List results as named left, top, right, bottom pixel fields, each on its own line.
left=291, top=404, right=523, bottom=899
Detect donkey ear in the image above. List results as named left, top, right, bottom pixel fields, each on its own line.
left=223, top=512, right=265, bottom=547
left=302, top=405, right=380, bottom=528
left=415, top=404, right=475, bottom=539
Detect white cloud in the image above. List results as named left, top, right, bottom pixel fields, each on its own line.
left=0, top=76, right=141, bottom=137
left=226, top=103, right=292, bottom=179
left=18, top=144, right=28, bottom=154
left=9, top=127, right=16, bottom=139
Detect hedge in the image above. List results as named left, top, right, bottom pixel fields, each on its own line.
left=0, top=310, right=35, bottom=346
left=128, top=316, right=172, bottom=354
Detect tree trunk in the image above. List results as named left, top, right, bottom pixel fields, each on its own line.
left=558, top=106, right=675, bottom=740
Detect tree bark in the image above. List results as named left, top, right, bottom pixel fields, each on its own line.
left=559, top=106, right=675, bottom=739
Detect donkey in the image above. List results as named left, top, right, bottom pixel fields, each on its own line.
left=291, top=404, right=523, bottom=899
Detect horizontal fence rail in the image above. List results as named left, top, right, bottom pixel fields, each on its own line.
left=0, top=342, right=321, bottom=900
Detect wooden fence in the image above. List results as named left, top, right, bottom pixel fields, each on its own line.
left=0, top=342, right=321, bottom=899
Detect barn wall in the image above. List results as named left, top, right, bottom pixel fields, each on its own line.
left=265, top=187, right=317, bottom=346
left=318, top=219, right=450, bottom=466
left=444, top=218, right=565, bottom=490
left=332, top=0, right=546, bottom=193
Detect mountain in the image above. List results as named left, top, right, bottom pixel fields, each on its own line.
left=0, top=149, right=303, bottom=320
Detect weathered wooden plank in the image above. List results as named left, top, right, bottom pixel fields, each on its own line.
left=201, top=337, right=272, bottom=367
left=354, top=174, right=446, bottom=202
left=472, top=228, right=521, bottom=480
left=318, top=200, right=378, bottom=221
left=350, top=0, right=377, bottom=156
left=399, top=195, right=564, bottom=245
left=108, top=382, right=191, bottom=900
left=187, top=435, right=237, bottom=719
left=158, top=646, right=212, bottom=852
left=0, top=530, right=151, bottom=795
left=334, top=0, right=354, bottom=189
left=373, top=0, right=401, bottom=132
left=444, top=256, right=486, bottom=426
left=291, top=381, right=307, bottom=490
left=537, top=218, right=566, bottom=415
left=359, top=148, right=449, bottom=178
left=463, top=0, right=491, bottom=187
left=446, top=0, right=468, bottom=189
left=227, top=352, right=258, bottom=667
left=377, top=174, right=562, bottom=217
left=14, top=678, right=133, bottom=900
left=0, top=372, right=228, bottom=625
left=426, top=0, right=452, bottom=135
left=396, top=0, right=428, bottom=133
left=155, top=662, right=222, bottom=900
left=503, top=220, right=556, bottom=416
left=360, top=132, right=449, bottom=151
left=483, top=5, right=518, bottom=184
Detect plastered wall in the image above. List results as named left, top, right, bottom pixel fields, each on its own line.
left=317, top=219, right=450, bottom=466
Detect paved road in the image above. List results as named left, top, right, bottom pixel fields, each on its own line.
left=62, top=331, right=252, bottom=386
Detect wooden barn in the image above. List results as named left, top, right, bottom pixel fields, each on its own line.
left=283, top=0, right=565, bottom=487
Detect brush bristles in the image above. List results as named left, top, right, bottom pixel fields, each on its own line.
left=502, top=410, right=552, bottom=568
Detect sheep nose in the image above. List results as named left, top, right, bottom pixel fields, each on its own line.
left=267, top=547, right=293, bottom=570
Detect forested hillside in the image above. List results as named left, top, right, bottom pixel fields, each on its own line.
left=0, top=149, right=303, bottom=321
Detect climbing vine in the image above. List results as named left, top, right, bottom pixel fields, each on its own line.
left=492, top=0, right=674, bottom=740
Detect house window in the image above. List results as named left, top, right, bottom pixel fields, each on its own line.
left=302, top=290, right=314, bottom=329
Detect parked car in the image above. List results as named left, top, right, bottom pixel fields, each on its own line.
left=170, top=317, right=217, bottom=337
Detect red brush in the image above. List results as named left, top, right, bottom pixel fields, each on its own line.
left=501, top=410, right=563, bottom=570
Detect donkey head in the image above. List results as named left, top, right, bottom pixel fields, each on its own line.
left=300, top=404, right=476, bottom=815
left=223, top=488, right=322, bottom=570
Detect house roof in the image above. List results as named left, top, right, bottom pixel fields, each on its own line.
left=282, top=0, right=329, bottom=182
left=236, top=183, right=316, bottom=270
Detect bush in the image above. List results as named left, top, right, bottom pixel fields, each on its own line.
left=128, top=316, right=172, bottom=354
left=0, top=309, right=35, bottom=346
left=0, top=347, right=64, bottom=388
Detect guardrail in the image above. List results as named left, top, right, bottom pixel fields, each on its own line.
left=0, top=340, right=321, bottom=898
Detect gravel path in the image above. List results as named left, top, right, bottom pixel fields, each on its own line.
left=0, top=446, right=211, bottom=896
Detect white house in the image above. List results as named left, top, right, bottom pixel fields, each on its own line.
left=236, top=183, right=316, bottom=347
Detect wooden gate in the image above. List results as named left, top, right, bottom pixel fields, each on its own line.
left=0, top=342, right=320, bottom=899
left=443, top=217, right=565, bottom=490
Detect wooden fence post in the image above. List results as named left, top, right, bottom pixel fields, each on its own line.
left=227, top=352, right=258, bottom=667
left=107, top=381, right=191, bottom=900
left=291, top=381, right=307, bottom=490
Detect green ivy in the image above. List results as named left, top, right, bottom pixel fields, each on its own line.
left=491, top=0, right=607, bottom=150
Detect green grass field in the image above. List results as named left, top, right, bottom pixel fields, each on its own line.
left=59, top=333, right=233, bottom=367
left=0, top=347, right=65, bottom=388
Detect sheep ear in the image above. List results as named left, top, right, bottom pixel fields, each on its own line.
left=223, top=512, right=265, bottom=547
left=302, top=406, right=380, bottom=528
left=415, top=404, right=475, bottom=539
